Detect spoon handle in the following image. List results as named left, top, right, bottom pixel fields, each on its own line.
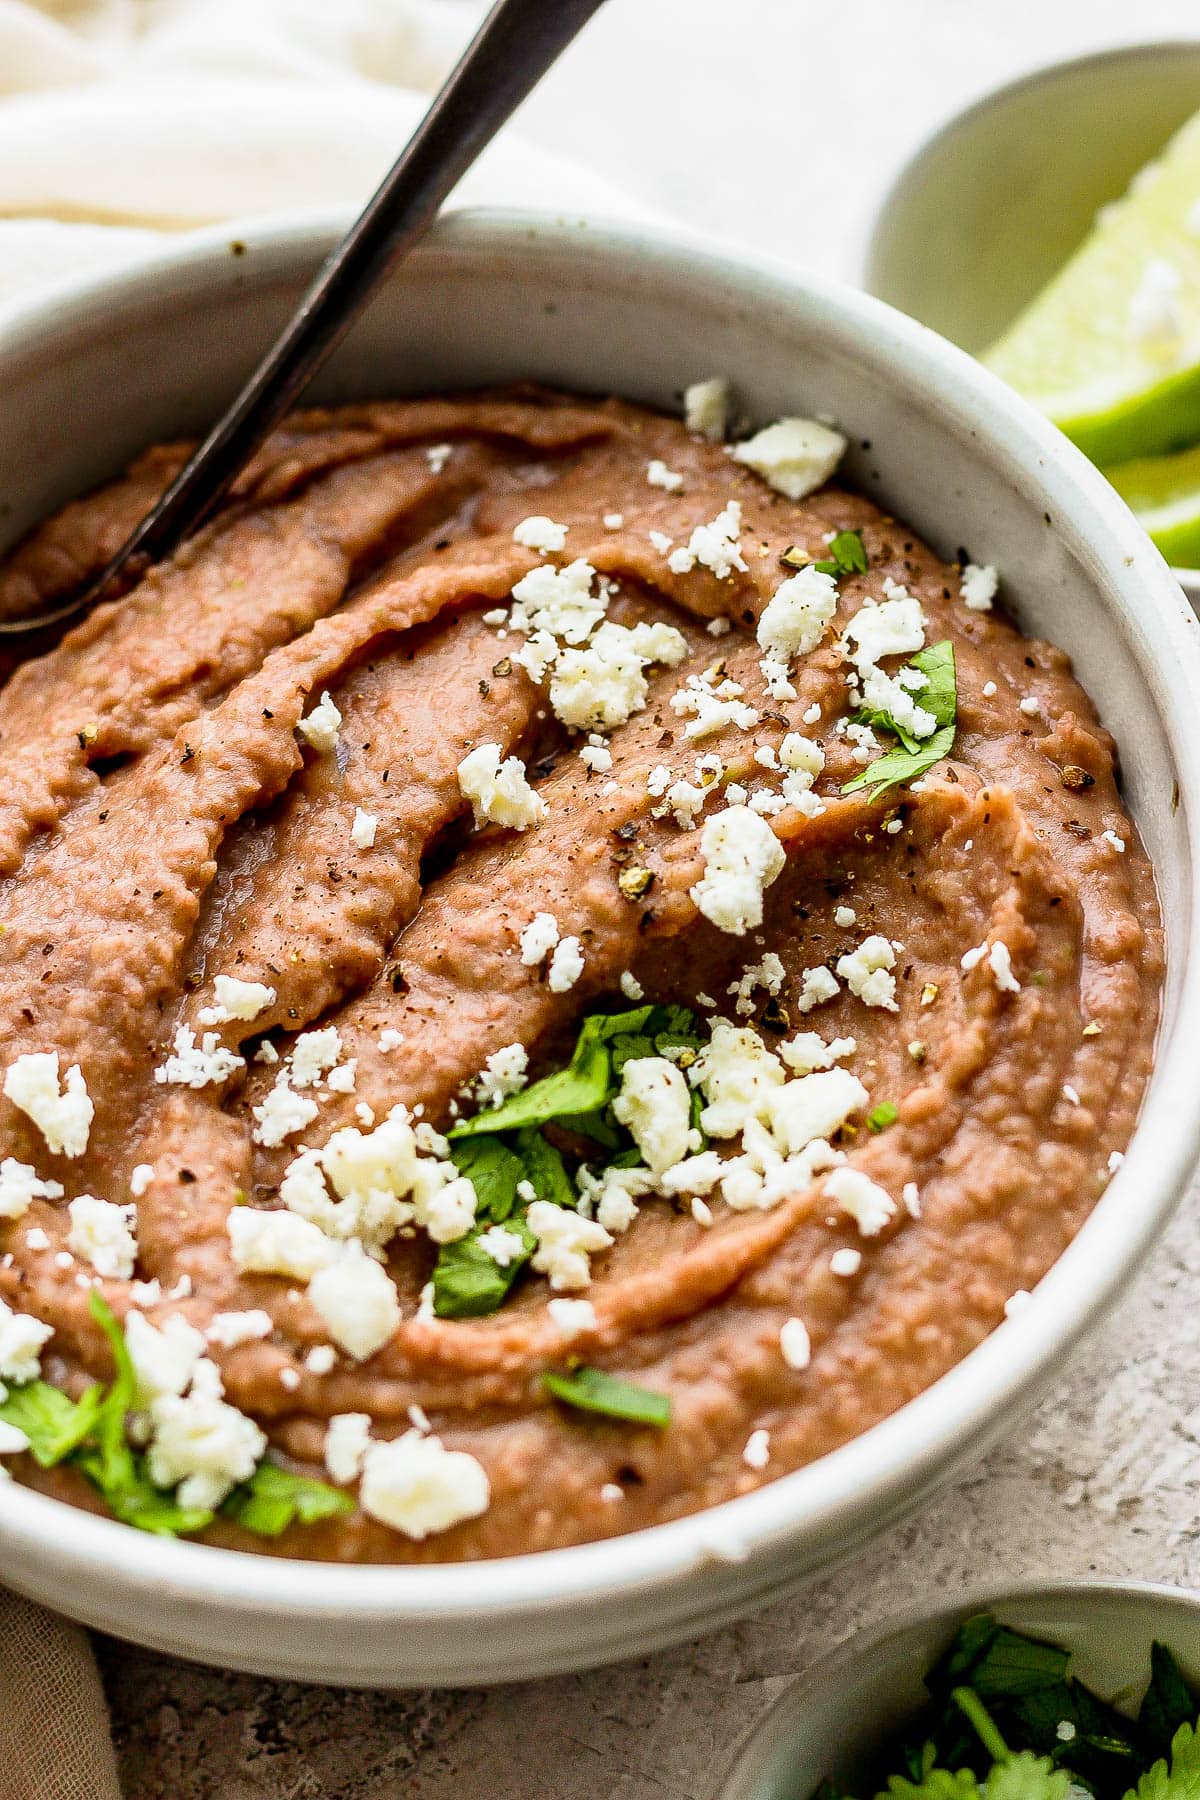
left=55, top=0, right=607, bottom=627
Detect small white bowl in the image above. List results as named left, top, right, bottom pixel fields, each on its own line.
left=856, top=39, right=1200, bottom=603
left=716, top=1582, right=1200, bottom=1800
left=0, top=211, right=1197, bottom=1686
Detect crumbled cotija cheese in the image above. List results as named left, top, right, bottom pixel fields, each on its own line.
left=206, top=1309, right=273, bottom=1349
left=527, top=1200, right=613, bottom=1290
left=512, top=515, right=568, bottom=553
left=4, top=1052, right=94, bottom=1158
left=779, top=1317, right=812, bottom=1370
left=457, top=743, right=547, bottom=831
left=351, top=807, right=378, bottom=850
left=613, top=1056, right=692, bottom=1173
left=667, top=500, right=748, bottom=579
left=325, top=1412, right=372, bottom=1484
left=197, top=974, right=276, bottom=1027
left=519, top=912, right=560, bottom=967
left=549, top=620, right=687, bottom=731
left=547, top=936, right=585, bottom=993
left=684, top=376, right=731, bottom=441
left=145, top=1358, right=266, bottom=1511
left=227, top=1207, right=338, bottom=1281
left=824, top=1167, right=897, bottom=1236
left=251, top=1076, right=318, bottom=1148
left=757, top=564, right=838, bottom=663
left=836, top=936, right=899, bottom=1011
left=796, top=966, right=841, bottom=1013
left=308, top=1248, right=402, bottom=1361
left=547, top=1297, right=597, bottom=1336
left=475, top=1043, right=529, bottom=1107
left=690, top=805, right=786, bottom=935
left=67, top=1195, right=138, bottom=1279
left=0, top=1157, right=63, bottom=1220
left=961, top=562, right=998, bottom=611
left=359, top=1430, right=490, bottom=1540
left=0, top=1297, right=54, bottom=1387
left=732, top=417, right=846, bottom=500
left=288, top=1026, right=343, bottom=1089
left=961, top=939, right=1021, bottom=994
left=154, top=1026, right=245, bottom=1090
left=297, top=690, right=342, bottom=754
left=646, top=459, right=684, bottom=492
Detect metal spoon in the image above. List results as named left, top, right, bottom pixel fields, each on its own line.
left=0, top=0, right=608, bottom=637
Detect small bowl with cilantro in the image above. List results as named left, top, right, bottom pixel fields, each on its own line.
left=718, top=1588, right=1200, bottom=1800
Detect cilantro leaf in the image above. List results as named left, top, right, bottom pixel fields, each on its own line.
left=968, top=1629, right=1070, bottom=1701
left=1134, top=1723, right=1200, bottom=1800
left=543, top=1365, right=671, bottom=1427
left=448, top=1134, right=523, bottom=1223
left=983, top=1752, right=1070, bottom=1800
left=1142, top=1647, right=1197, bottom=1760
left=843, top=724, right=956, bottom=802
left=815, top=529, right=869, bottom=578
left=844, top=642, right=957, bottom=801
left=517, top=1127, right=575, bottom=1207
left=222, top=1457, right=354, bottom=1537
left=0, top=1379, right=104, bottom=1467
left=73, top=1443, right=215, bottom=1537
left=879, top=1771, right=981, bottom=1800
left=432, top=1217, right=535, bottom=1319
left=448, top=1006, right=661, bottom=1140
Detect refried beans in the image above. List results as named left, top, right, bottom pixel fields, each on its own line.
left=0, top=385, right=1161, bottom=1561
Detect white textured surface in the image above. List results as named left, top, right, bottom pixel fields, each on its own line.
left=98, top=1, right=1200, bottom=1792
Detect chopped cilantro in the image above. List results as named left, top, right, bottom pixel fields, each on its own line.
left=814, top=1619, right=1200, bottom=1800
left=543, top=1365, right=672, bottom=1427
left=0, top=1290, right=347, bottom=1539
left=867, top=1101, right=898, bottom=1133
left=517, top=1127, right=575, bottom=1208
left=1131, top=1725, right=1200, bottom=1800
left=222, top=1458, right=354, bottom=1537
left=844, top=641, right=957, bottom=801
left=815, top=529, right=869, bottom=578
left=0, top=1378, right=103, bottom=1467
left=1143, top=1649, right=1198, bottom=1760
left=449, top=1004, right=698, bottom=1141
left=448, top=1134, right=523, bottom=1222
left=432, top=1216, right=535, bottom=1319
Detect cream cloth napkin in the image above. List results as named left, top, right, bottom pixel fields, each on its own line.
left=0, top=3, right=646, bottom=1791
left=0, top=0, right=646, bottom=310
left=0, top=1589, right=122, bottom=1798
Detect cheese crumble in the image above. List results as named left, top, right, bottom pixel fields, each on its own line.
left=297, top=690, right=342, bottom=754
left=4, top=1052, right=94, bottom=1158
left=732, top=416, right=846, bottom=500
left=513, top=515, right=568, bottom=553
left=457, top=744, right=547, bottom=832
left=67, top=1195, right=138, bottom=1278
left=359, top=1431, right=490, bottom=1540
left=691, top=806, right=786, bottom=936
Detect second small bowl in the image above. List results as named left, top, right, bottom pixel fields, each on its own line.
left=857, top=39, right=1200, bottom=604
left=717, top=1582, right=1200, bottom=1800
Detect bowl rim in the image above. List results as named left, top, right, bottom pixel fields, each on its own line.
left=847, top=35, right=1200, bottom=589
left=0, top=204, right=1198, bottom=1637
left=714, top=1577, right=1200, bottom=1800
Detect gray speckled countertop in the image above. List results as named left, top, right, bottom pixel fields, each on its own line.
left=98, top=3, right=1200, bottom=1792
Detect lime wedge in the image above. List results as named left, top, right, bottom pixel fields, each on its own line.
left=984, top=107, right=1200, bottom=464
left=1106, top=441, right=1200, bottom=567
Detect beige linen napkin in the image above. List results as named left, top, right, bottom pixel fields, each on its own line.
left=0, top=1588, right=122, bottom=1797
left=0, top=2, right=645, bottom=1791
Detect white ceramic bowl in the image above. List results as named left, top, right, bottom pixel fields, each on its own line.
left=856, top=40, right=1200, bottom=601
left=0, top=210, right=1198, bottom=1687
left=716, top=1582, right=1200, bottom=1800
